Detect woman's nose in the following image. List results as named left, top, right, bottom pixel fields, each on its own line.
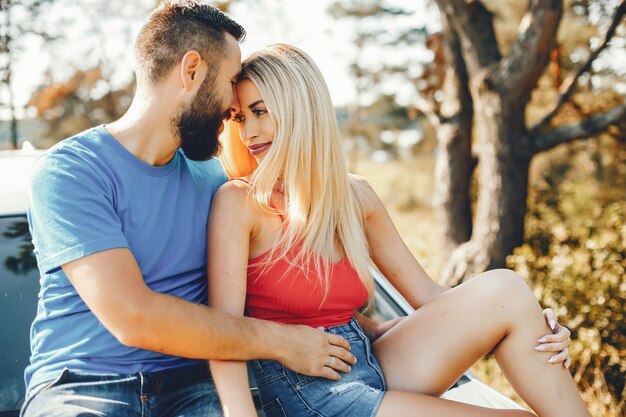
left=243, top=122, right=258, bottom=143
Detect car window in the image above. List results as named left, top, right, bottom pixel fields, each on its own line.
left=0, top=215, right=39, bottom=413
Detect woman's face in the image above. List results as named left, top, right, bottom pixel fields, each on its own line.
left=233, top=79, right=275, bottom=164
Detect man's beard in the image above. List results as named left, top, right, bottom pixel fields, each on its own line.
left=176, top=74, right=230, bottom=161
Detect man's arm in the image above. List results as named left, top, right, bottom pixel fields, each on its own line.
left=62, top=246, right=356, bottom=376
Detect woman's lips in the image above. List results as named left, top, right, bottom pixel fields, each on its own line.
left=248, top=142, right=271, bottom=155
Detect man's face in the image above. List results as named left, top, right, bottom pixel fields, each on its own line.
left=177, top=34, right=242, bottom=161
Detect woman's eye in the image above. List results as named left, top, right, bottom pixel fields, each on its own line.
left=253, top=109, right=267, bottom=117
left=232, top=113, right=245, bottom=123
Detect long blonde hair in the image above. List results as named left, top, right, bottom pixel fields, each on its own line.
left=220, top=44, right=373, bottom=303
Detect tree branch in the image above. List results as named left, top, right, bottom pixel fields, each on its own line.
left=490, top=0, right=563, bottom=102
left=413, top=94, right=443, bottom=128
left=434, top=13, right=475, bottom=251
left=530, top=0, right=626, bottom=134
left=434, top=0, right=501, bottom=76
left=440, top=11, right=473, bottom=126
left=531, top=105, right=626, bottom=154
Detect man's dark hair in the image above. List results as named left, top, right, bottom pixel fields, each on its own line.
left=135, top=0, right=245, bottom=84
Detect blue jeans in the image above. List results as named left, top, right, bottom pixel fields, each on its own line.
left=252, top=318, right=387, bottom=417
left=20, top=363, right=223, bottom=417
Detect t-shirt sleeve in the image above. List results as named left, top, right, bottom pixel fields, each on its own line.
left=28, top=149, right=129, bottom=274
left=210, top=158, right=229, bottom=190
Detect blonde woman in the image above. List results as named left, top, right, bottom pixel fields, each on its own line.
left=207, top=44, right=589, bottom=417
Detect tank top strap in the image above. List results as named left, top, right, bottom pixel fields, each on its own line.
left=229, top=177, right=252, bottom=186
left=229, top=177, right=286, bottom=222
left=270, top=198, right=287, bottom=223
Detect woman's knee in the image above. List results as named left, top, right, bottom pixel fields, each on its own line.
left=473, top=269, right=536, bottom=309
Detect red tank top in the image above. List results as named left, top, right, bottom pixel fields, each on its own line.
left=234, top=179, right=368, bottom=328
left=245, top=247, right=369, bottom=328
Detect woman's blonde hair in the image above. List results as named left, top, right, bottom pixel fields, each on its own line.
left=220, top=44, right=373, bottom=303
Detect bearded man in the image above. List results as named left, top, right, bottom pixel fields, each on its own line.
left=22, top=2, right=355, bottom=416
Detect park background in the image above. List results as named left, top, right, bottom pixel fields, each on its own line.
left=1, top=0, right=624, bottom=415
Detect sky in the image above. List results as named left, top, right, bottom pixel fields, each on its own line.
left=4, top=0, right=436, bottom=120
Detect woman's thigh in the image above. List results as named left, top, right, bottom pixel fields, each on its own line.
left=372, top=269, right=549, bottom=395
left=375, top=391, right=534, bottom=417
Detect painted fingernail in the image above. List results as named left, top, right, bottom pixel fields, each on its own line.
left=535, top=345, right=546, bottom=351
left=549, top=357, right=557, bottom=363
left=538, top=337, right=547, bottom=343
left=549, top=319, right=556, bottom=331
left=565, top=362, right=571, bottom=369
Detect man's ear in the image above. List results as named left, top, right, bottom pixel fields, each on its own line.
left=179, top=50, right=205, bottom=91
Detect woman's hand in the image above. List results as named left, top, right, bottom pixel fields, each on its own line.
left=354, top=311, right=404, bottom=342
left=535, top=308, right=572, bottom=368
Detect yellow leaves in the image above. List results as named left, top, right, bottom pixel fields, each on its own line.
left=28, top=68, right=104, bottom=116
left=509, top=140, right=625, bottom=414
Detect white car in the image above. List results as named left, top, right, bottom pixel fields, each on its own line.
left=0, top=148, right=522, bottom=416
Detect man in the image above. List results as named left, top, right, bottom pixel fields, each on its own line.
left=21, top=2, right=355, bottom=416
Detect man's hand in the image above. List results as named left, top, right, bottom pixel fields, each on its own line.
left=536, top=308, right=572, bottom=368
left=354, top=311, right=404, bottom=342
left=275, top=324, right=356, bottom=380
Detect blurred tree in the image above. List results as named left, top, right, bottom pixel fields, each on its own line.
left=415, top=18, right=475, bottom=256
left=0, top=0, right=57, bottom=148
left=427, top=0, right=626, bottom=285
left=2, top=219, right=36, bottom=275
left=326, top=1, right=475, bottom=251
left=328, top=0, right=427, bottom=167
left=346, top=93, right=411, bottom=157
left=28, top=67, right=135, bottom=143
left=23, top=0, right=153, bottom=143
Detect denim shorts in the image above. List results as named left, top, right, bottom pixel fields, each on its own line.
left=252, top=318, right=387, bottom=417
left=20, top=362, right=223, bottom=417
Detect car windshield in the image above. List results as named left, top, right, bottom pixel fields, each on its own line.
left=0, top=215, right=39, bottom=412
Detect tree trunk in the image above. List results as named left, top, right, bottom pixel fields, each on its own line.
left=8, top=66, right=18, bottom=149
left=1, top=0, right=19, bottom=149
left=436, top=0, right=563, bottom=285
left=440, top=91, right=530, bottom=285
left=433, top=16, right=474, bottom=254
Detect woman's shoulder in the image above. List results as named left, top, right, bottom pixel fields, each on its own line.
left=348, top=173, right=381, bottom=216
left=213, top=178, right=253, bottom=213
left=214, top=178, right=274, bottom=232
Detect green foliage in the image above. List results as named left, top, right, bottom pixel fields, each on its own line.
left=508, top=138, right=626, bottom=415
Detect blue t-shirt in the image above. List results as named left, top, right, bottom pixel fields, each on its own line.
left=25, top=125, right=227, bottom=391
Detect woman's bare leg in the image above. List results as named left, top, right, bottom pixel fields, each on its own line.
left=376, top=391, right=535, bottom=417
left=372, top=269, right=590, bottom=417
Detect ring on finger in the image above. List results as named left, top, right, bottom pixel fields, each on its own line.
left=329, top=357, right=336, bottom=367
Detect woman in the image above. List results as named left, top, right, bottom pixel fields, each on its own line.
left=208, top=44, right=590, bottom=417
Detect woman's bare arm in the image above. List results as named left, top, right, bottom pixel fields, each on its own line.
left=208, top=182, right=257, bottom=417
left=352, top=174, right=571, bottom=363
left=352, top=175, right=447, bottom=309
